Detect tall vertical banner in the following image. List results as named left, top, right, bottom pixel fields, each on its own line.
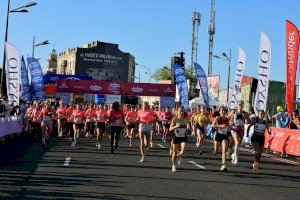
left=5, top=43, right=21, bottom=106
left=20, top=56, right=31, bottom=102
left=27, top=57, right=45, bottom=101
left=254, top=32, right=272, bottom=114
left=228, top=47, right=246, bottom=109
left=173, top=64, right=189, bottom=111
left=207, top=76, right=220, bottom=101
left=194, top=63, right=209, bottom=108
left=286, top=20, right=300, bottom=115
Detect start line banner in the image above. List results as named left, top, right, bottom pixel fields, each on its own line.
left=264, top=128, right=300, bottom=156
left=56, top=80, right=176, bottom=97
left=0, top=116, right=23, bottom=138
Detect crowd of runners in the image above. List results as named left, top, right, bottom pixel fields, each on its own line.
left=21, top=99, right=272, bottom=173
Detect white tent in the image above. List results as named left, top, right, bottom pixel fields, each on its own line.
left=189, top=96, right=221, bottom=108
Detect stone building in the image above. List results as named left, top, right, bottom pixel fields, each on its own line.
left=46, top=49, right=57, bottom=73
left=56, top=41, right=135, bottom=82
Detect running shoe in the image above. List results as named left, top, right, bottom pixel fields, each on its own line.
left=85, top=133, right=89, bottom=138
left=172, top=165, right=176, bottom=172
left=220, top=165, right=227, bottom=172
left=97, top=143, right=101, bottom=150
left=196, top=143, right=200, bottom=148
left=199, top=151, right=203, bottom=155
left=162, top=138, right=167, bottom=143
left=252, top=162, right=258, bottom=173
left=71, top=142, right=76, bottom=147
left=231, top=154, right=238, bottom=165
left=140, top=156, right=145, bottom=163
left=129, top=143, right=133, bottom=147
left=150, top=142, right=153, bottom=148
left=96, top=142, right=100, bottom=147
left=178, top=155, right=182, bottom=165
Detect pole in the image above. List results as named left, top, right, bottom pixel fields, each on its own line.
left=139, top=73, right=140, bottom=83
left=226, top=49, right=232, bottom=104
left=32, top=35, right=35, bottom=58
left=0, top=0, right=11, bottom=96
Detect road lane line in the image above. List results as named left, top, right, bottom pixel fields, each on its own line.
left=189, top=161, right=206, bottom=169
left=157, top=144, right=166, bottom=149
left=63, top=157, right=71, bottom=166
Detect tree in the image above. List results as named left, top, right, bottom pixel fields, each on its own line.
left=152, top=66, right=172, bottom=82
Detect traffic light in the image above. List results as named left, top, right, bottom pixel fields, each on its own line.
left=180, top=52, right=185, bottom=69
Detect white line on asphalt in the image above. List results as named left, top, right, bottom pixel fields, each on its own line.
left=63, top=157, right=71, bottom=166
left=189, top=161, right=206, bottom=169
left=157, top=144, right=166, bottom=149
left=206, top=139, right=300, bottom=166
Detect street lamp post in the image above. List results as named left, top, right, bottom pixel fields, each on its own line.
left=136, top=63, right=152, bottom=83
left=32, top=35, right=49, bottom=58
left=213, top=49, right=232, bottom=104
left=0, top=1, right=37, bottom=96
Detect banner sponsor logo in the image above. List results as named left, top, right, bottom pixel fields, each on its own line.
left=20, top=56, right=31, bottom=102
left=254, top=32, right=271, bottom=114
left=50, top=77, right=59, bottom=82
left=131, top=86, right=143, bottom=93
left=5, top=43, right=20, bottom=106
left=173, top=64, right=189, bottom=111
left=90, top=85, right=102, bottom=91
left=286, top=20, right=300, bottom=114
left=228, top=48, right=246, bottom=109
left=66, top=77, right=80, bottom=80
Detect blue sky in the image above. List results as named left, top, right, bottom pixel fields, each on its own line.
left=0, top=0, right=299, bottom=88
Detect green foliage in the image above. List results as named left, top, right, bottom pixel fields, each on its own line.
left=152, top=66, right=172, bottom=81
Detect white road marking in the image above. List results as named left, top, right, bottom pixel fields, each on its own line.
left=189, top=161, right=206, bottom=169
left=157, top=144, right=166, bottom=149
left=63, top=157, right=71, bottom=166
left=206, top=139, right=300, bottom=166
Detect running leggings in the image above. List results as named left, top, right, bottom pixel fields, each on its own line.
left=111, top=126, right=121, bottom=149
left=66, top=122, right=74, bottom=138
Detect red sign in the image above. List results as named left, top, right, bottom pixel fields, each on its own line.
left=264, top=128, right=300, bottom=156
left=286, top=20, right=300, bottom=115
left=56, top=80, right=176, bottom=97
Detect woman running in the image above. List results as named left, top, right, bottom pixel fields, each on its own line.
left=40, top=101, right=54, bottom=149
left=195, top=106, right=210, bottom=155
left=85, top=104, right=97, bottom=138
left=57, top=100, right=67, bottom=138
left=25, top=103, right=33, bottom=137
left=137, top=101, right=156, bottom=162
left=71, top=104, right=86, bottom=146
left=108, top=102, right=124, bottom=153
left=125, top=105, right=138, bottom=147
left=212, top=106, right=230, bottom=172
left=161, top=107, right=173, bottom=143
left=169, top=107, right=190, bottom=172
left=66, top=103, right=75, bottom=142
left=230, top=100, right=250, bottom=165
left=95, top=104, right=108, bottom=149
left=31, top=102, right=42, bottom=142
left=246, top=110, right=270, bottom=172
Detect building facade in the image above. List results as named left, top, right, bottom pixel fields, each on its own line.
left=46, top=49, right=58, bottom=73
left=56, top=41, right=135, bottom=82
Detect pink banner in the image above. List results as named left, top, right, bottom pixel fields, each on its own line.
left=56, top=80, right=176, bottom=97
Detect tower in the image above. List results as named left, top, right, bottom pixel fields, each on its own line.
left=191, top=12, right=201, bottom=75
left=208, top=0, right=215, bottom=76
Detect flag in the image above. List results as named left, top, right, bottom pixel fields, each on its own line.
left=173, top=64, right=189, bottom=111
left=20, top=56, right=31, bottom=102
left=5, top=43, right=21, bottom=106
left=253, top=32, right=272, bottom=114
left=286, top=20, right=300, bottom=115
left=194, top=63, right=209, bottom=108
left=27, top=57, right=45, bottom=101
left=228, top=47, right=246, bottom=109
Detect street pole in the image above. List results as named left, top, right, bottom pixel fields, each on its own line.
left=0, top=0, right=11, bottom=96
left=226, top=49, right=232, bottom=104
left=32, top=35, right=35, bottom=57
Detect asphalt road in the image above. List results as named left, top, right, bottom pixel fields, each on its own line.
left=0, top=133, right=299, bottom=200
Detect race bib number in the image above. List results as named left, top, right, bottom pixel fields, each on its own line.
left=218, top=127, right=228, bottom=135
left=74, top=118, right=82, bottom=124
left=255, top=123, right=266, bottom=133
left=175, top=128, right=186, bottom=137
left=139, top=124, right=152, bottom=132
left=236, top=119, right=245, bottom=126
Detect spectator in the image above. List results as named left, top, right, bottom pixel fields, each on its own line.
left=289, top=109, right=300, bottom=129
left=272, top=106, right=290, bottom=128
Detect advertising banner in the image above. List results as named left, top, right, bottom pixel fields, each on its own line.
left=286, top=20, right=300, bottom=115
left=194, top=63, right=209, bottom=108
left=20, top=56, right=31, bottom=102
left=56, top=80, right=176, bottom=97
left=56, top=93, right=71, bottom=105
left=43, top=73, right=93, bottom=84
left=173, top=64, right=189, bottom=111
left=228, top=48, right=246, bottom=109
left=105, top=95, right=121, bottom=104
left=95, top=94, right=106, bottom=104
left=264, top=128, right=300, bottom=156
left=207, top=75, right=220, bottom=101
left=160, top=97, right=175, bottom=109
left=27, top=57, right=45, bottom=101
left=253, top=32, right=271, bottom=114
left=5, top=43, right=20, bottom=106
